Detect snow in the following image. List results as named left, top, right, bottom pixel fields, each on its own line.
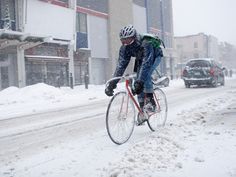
left=101, top=93, right=236, bottom=177
left=0, top=77, right=236, bottom=177
left=0, top=83, right=107, bottom=120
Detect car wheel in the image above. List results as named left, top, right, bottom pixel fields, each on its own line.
left=185, top=82, right=190, bottom=88
left=211, top=78, right=217, bottom=87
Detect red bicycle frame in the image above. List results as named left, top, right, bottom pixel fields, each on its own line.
left=125, top=78, right=161, bottom=117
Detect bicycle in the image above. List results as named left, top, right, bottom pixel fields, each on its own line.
left=105, top=74, right=168, bottom=145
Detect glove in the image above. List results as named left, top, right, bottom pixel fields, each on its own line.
left=133, top=80, right=144, bottom=95
left=105, top=82, right=117, bottom=96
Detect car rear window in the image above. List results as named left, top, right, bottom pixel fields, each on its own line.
left=186, top=60, right=211, bottom=68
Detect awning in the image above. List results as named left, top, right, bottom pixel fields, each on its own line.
left=0, top=29, right=48, bottom=50
left=0, top=29, right=71, bottom=51
left=25, top=55, right=70, bottom=62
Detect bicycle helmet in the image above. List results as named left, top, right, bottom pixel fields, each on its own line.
left=119, top=25, right=136, bottom=39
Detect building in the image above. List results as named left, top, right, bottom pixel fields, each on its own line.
left=107, top=0, right=176, bottom=81
left=0, top=0, right=75, bottom=90
left=218, top=42, right=236, bottom=69
left=146, top=0, right=176, bottom=77
left=174, top=33, right=219, bottom=77
left=0, top=0, right=175, bottom=90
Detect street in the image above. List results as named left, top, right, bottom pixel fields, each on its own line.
left=0, top=78, right=236, bottom=177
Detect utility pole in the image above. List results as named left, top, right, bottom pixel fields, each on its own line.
left=145, top=0, right=149, bottom=33
left=159, top=0, right=166, bottom=74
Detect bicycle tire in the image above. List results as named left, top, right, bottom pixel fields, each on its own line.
left=147, top=87, right=168, bottom=131
left=106, top=91, right=135, bottom=145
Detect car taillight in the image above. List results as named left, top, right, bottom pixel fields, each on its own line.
left=182, top=69, right=187, bottom=76
left=210, top=68, right=215, bottom=76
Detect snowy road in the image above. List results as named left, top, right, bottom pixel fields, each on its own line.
left=0, top=78, right=236, bottom=177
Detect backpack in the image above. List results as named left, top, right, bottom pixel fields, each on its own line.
left=141, top=33, right=165, bottom=48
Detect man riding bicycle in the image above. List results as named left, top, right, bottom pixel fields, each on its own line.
left=105, top=25, right=164, bottom=120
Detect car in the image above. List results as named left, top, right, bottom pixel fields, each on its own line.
left=182, top=58, right=225, bottom=88
left=152, top=69, right=170, bottom=87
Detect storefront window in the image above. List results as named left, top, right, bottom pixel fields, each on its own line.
left=26, top=59, right=69, bottom=87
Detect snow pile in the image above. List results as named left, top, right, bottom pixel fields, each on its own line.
left=102, top=127, right=184, bottom=176
left=0, top=79, right=183, bottom=120
left=0, top=79, right=185, bottom=120
left=101, top=90, right=236, bottom=177
left=0, top=83, right=65, bottom=103
left=0, top=83, right=107, bottom=119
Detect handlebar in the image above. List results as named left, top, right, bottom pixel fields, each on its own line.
left=105, top=74, right=137, bottom=86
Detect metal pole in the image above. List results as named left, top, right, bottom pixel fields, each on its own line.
left=145, top=0, right=149, bottom=32
left=84, top=74, right=89, bottom=89
left=70, top=73, right=73, bottom=89
left=160, top=0, right=166, bottom=74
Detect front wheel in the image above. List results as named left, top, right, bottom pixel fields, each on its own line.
left=106, top=91, right=135, bottom=145
left=147, top=88, right=168, bottom=131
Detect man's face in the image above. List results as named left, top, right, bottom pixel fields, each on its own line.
left=120, top=37, right=135, bottom=46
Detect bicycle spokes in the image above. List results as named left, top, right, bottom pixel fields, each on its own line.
left=106, top=92, right=135, bottom=145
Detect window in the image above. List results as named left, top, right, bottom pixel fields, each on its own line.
left=58, top=0, right=68, bottom=2
left=186, top=60, right=210, bottom=67
left=133, top=0, right=145, bottom=7
left=76, top=12, right=88, bottom=48
left=0, top=0, right=16, bottom=30
left=194, top=42, right=198, bottom=48
left=77, top=0, right=108, bottom=13
left=76, top=12, right=87, bottom=33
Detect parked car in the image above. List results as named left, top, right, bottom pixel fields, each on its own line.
left=152, top=69, right=170, bottom=87
left=182, top=58, right=225, bottom=88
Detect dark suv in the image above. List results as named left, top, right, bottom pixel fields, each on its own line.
left=182, top=58, right=225, bottom=88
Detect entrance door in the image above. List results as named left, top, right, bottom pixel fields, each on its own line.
left=25, top=61, right=44, bottom=85
left=46, top=62, right=69, bottom=87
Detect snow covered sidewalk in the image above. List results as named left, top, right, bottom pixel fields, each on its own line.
left=0, top=83, right=108, bottom=120
left=101, top=89, right=236, bottom=177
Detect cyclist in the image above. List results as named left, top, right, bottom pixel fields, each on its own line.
left=105, top=25, right=163, bottom=120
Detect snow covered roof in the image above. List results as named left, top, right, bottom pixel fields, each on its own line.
left=0, top=29, right=49, bottom=50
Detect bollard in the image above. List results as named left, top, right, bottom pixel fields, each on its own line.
left=84, top=74, right=89, bottom=89
left=69, top=73, right=74, bottom=89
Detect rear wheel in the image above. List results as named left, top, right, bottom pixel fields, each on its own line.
left=221, top=77, right=225, bottom=86
left=106, top=91, right=135, bottom=145
left=147, top=88, right=168, bottom=131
